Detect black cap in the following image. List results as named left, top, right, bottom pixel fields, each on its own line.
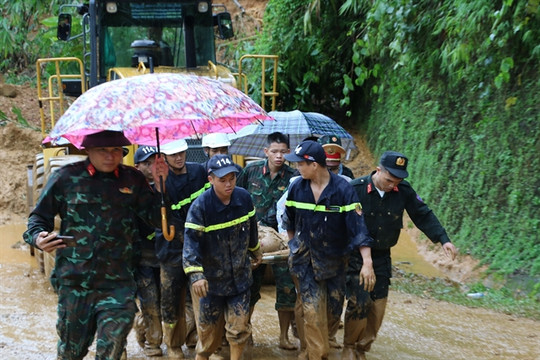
left=134, top=146, right=157, bottom=164
left=380, top=151, right=409, bottom=178
left=284, top=140, right=326, bottom=165
left=318, top=134, right=342, bottom=146
left=208, top=154, right=239, bottom=178
left=81, top=130, right=131, bottom=148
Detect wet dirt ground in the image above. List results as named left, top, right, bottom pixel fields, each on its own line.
left=1, top=223, right=539, bottom=360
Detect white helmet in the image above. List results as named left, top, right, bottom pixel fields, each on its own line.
left=160, top=139, right=188, bottom=155
left=202, top=133, right=231, bottom=148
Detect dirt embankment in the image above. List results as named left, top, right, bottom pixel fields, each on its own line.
left=0, top=81, right=43, bottom=225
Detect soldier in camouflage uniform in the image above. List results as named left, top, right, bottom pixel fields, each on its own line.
left=343, top=151, right=457, bottom=360
left=236, top=131, right=297, bottom=350
left=183, top=154, right=262, bottom=360
left=23, top=131, right=170, bottom=360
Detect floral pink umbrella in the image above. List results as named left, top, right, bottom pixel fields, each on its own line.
left=45, top=73, right=271, bottom=148
left=45, top=73, right=271, bottom=241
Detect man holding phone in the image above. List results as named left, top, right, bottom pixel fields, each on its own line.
left=23, top=131, right=170, bottom=360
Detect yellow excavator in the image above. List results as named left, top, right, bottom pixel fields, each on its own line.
left=29, top=0, right=278, bottom=276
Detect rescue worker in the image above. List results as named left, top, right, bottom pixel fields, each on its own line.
left=201, top=132, right=242, bottom=172
left=133, top=145, right=163, bottom=357
left=236, top=132, right=297, bottom=350
left=317, top=134, right=354, bottom=179
left=189, top=132, right=240, bottom=349
left=23, top=130, right=170, bottom=360
left=183, top=154, right=263, bottom=360
left=282, top=140, right=374, bottom=360
left=344, top=151, right=457, bottom=360
left=157, top=138, right=208, bottom=358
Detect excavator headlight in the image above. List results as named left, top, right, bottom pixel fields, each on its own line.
left=106, top=2, right=117, bottom=14
left=198, top=1, right=209, bottom=13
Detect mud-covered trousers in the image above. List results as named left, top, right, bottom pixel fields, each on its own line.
left=293, top=265, right=345, bottom=360
left=195, top=290, right=252, bottom=358
left=134, top=265, right=162, bottom=348
left=344, top=252, right=391, bottom=353
left=160, top=263, right=187, bottom=350
left=56, top=285, right=136, bottom=360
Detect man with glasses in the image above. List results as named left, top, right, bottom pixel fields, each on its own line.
left=236, top=132, right=298, bottom=350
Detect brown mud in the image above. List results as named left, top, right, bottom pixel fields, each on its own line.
left=1, top=224, right=539, bottom=359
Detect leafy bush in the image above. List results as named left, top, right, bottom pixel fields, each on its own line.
left=255, top=0, right=539, bottom=283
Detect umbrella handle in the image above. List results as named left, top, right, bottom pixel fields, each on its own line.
left=161, top=206, right=175, bottom=241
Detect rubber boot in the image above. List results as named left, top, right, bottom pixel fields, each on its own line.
left=342, top=346, right=358, bottom=360
left=229, top=343, right=245, bottom=360
left=163, top=321, right=185, bottom=358
left=133, top=312, right=146, bottom=349
left=356, top=298, right=387, bottom=354
left=292, top=276, right=306, bottom=352
left=185, top=299, right=198, bottom=348
left=327, top=312, right=342, bottom=349
left=343, top=318, right=366, bottom=348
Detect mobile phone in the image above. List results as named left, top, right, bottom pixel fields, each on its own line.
left=56, top=235, right=76, bottom=247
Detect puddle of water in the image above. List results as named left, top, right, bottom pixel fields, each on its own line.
left=392, top=230, right=445, bottom=278
left=0, top=223, right=38, bottom=268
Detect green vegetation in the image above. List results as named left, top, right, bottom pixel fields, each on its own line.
left=254, top=0, right=539, bottom=291
left=392, top=267, right=540, bottom=320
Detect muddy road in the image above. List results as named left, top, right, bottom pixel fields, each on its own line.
left=1, top=223, right=539, bottom=360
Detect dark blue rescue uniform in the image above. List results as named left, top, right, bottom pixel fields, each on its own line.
left=183, top=186, right=260, bottom=357
left=283, top=172, right=372, bottom=359
left=154, top=162, right=208, bottom=353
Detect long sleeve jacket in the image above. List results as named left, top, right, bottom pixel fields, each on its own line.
left=155, top=162, right=208, bottom=264
left=351, top=173, right=451, bottom=250
left=183, top=187, right=260, bottom=296
left=282, top=172, right=373, bottom=281
left=24, top=159, right=163, bottom=290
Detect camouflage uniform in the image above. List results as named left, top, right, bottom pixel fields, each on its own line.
left=183, top=186, right=260, bottom=357
left=236, top=159, right=296, bottom=310
left=24, top=159, right=164, bottom=360
left=283, top=173, right=372, bottom=360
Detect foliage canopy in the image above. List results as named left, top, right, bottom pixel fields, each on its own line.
left=254, top=0, right=539, bottom=283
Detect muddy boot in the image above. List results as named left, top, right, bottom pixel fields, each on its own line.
left=134, top=312, right=146, bottom=349
left=167, top=347, right=185, bottom=359
left=356, top=298, right=387, bottom=355
left=229, top=343, right=245, bottom=360
left=144, top=345, right=163, bottom=357
left=343, top=318, right=366, bottom=349
left=163, top=322, right=184, bottom=359
left=342, top=346, right=358, bottom=360
left=297, top=349, right=308, bottom=360
left=327, top=313, right=342, bottom=349
left=185, top=295, right=197, bottom=348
